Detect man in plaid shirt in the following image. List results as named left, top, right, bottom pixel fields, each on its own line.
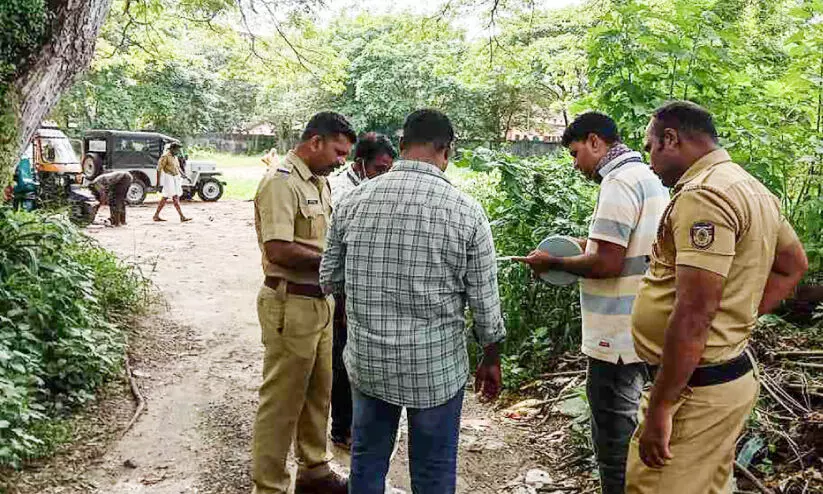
left=320, top=109, right=505, bottom=493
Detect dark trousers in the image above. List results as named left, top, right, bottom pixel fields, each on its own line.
left=109, top=181, right=129, bottom=225
left=349, top=386, right=464, bottom=494
left=586, top=357, right=648, bottom=494
left=330, top=293, right=352, bottom=439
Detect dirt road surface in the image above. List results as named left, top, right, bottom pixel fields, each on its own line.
left=33, top=199, right=544, bottom=494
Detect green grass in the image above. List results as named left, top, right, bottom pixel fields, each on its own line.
left=189, top=151, right=262, bottom=169
left=187, top=151, right=264, bottom=201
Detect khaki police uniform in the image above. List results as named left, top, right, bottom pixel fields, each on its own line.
left=627, top=149, right=799, bottom=493
left=252, top=151, right=335, bottom=494
left=157, top=152, right=181, bottom=176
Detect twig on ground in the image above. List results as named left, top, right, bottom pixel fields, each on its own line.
left=538, top=376, right=581, bottom=426
left=787, top=361, right=823, bottom=370
left=122, top=354, right=146, bottom=438
left=773, top=350, right=823, bottom=357
left=539, top=370, right=586, bottom=379
left=759, top=373, right=803, bottom=417
left=734, top=461, right=774, bottom=494
left=557, top=453, right=590, bottom=471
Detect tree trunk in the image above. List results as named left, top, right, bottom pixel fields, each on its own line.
left=4, top=0, right=113, bottom=170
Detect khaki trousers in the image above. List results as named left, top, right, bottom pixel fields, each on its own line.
left=626, top=370, right=759, bottom=494
left=252, top=283, right=334, bottom=494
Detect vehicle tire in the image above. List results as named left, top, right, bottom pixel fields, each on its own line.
left=126, top=178, right=148, bottom=205
left=82, top=153, right=102, bottom=180
left=197, top=177, right=224, bottom=202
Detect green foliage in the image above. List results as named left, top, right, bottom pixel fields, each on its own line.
left=0, top=0, right=47, bottom=181
left=0, top=207, right=150, bottom=467
left=456, top=148, right=596, bottom=386
left=582, top=0, right=823, bottom=271
left=0, top=0, right=48, bottom=84
left=51, top=2, right=589, bottom=142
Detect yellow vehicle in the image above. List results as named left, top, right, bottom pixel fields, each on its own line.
left=32, top=124, right=84, bottom=202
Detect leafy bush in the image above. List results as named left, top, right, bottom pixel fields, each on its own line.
left=0, top=207, right=149, bottom=467
left=0, top=0, right=48, bottom=84
left=455, top=148, right=596, bottom=387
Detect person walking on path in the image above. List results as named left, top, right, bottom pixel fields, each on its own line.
left=153, top=142, right=191, bottom=222
left=89, top=170, right=133, bottom=226
left=252, top=111, right=356, bottom=494
left=626, top=101, right=808, bottom=493
left=326, top=131, right=397, bottom=450
left=515, top=112, right=669, bottom=494
left=320, top=109, right=506, bottom=494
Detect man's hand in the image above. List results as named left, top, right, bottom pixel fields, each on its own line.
left=475, top=343, right=502, bottom=402
left=512, top=250, right=558, bottom=274
left=639, top=403, right=674, bottom=468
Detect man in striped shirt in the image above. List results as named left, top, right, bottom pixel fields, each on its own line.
left=516, top=112, right=669, bottom=494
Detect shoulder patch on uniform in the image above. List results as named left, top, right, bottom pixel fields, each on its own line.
left=690, top=222, right=715, bottom=249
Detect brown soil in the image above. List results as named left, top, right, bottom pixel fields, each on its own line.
left=2, top=200, right=572, bottom=494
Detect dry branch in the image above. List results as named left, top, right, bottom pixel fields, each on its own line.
left=122, top=354, right=146, bottom=438
left=734, top=461, right=774, bottom=494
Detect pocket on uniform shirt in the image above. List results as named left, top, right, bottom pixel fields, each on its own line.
left=296, top=203, right=326, bottom=239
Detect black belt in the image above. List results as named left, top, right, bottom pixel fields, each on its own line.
left=646, top=351, right=753, bottom=387
left=264, top=276, right=325, bottom=299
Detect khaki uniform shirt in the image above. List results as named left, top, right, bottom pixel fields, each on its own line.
left=254, top=151, right=331, bottom=285
left=157, top=152, right=181, bottom=176
left=632, top=149, right=799, bottom=365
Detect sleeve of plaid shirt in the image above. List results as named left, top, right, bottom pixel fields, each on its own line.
left=319, top=201, right=347, bottom=294
left=465, top=208, right=506, bottom=346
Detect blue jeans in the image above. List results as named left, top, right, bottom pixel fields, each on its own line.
left=587, top=357, right=648, bottom=494
left=349, top=386, right=464, bottom=494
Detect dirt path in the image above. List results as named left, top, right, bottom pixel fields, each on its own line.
left=9, top=199, right=564, bottom=494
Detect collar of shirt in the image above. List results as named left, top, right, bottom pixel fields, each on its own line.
left=390, top=160, right=451, bottom=184
left=285, top=151, right=314, bottom=182
left=674, top=148, right=733, bottom=191
left=596, top=143, right=641, bottom=181
left=346, top=167, right=362, bottom=187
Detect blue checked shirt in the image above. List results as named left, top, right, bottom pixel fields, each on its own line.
left=320, top=160, right=505, bottom=408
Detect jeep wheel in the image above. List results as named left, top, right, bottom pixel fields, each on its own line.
left=197, top=178, right=224, bottom=202
left=126, top=178, right=148, bottom=205
left=83, top=154, right=102, bottom=180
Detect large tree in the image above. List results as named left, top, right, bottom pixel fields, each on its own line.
left=1, top=0, right=114, bottom=179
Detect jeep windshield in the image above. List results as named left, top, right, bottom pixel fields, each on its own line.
left=41, top=137, right=79, bottom=164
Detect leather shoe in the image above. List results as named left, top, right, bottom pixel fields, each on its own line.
left=294, top=470, right=348, bottom=494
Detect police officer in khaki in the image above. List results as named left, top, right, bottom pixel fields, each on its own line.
left=627, top=101, right=808, bottom=493
left=253, top=112, right=356, bottom=494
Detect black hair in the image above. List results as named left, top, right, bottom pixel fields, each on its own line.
left=301, top=111, right=357, bottom=143
left=401, top=109, right=455, bottom=151
left=561, top=112, right=621, bottom=147
left=354, top=132, right=398, bottom=164
left=651, top=101, right=719, bottom=143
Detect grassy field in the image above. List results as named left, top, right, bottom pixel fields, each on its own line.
left=185, top=151, right=479, bottom=202
left=189, top=151, right=263, bottom=201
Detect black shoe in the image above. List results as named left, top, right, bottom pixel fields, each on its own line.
left=294, top=470, right=348, bottom=494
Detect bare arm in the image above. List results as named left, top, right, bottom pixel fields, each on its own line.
left=640, top=266, right=724, bottom=467
left=263, top=240, right=322, bottom=273
left=513, top=239, right=626, bottom=279
left=759, top=240, right=808, bottom=315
